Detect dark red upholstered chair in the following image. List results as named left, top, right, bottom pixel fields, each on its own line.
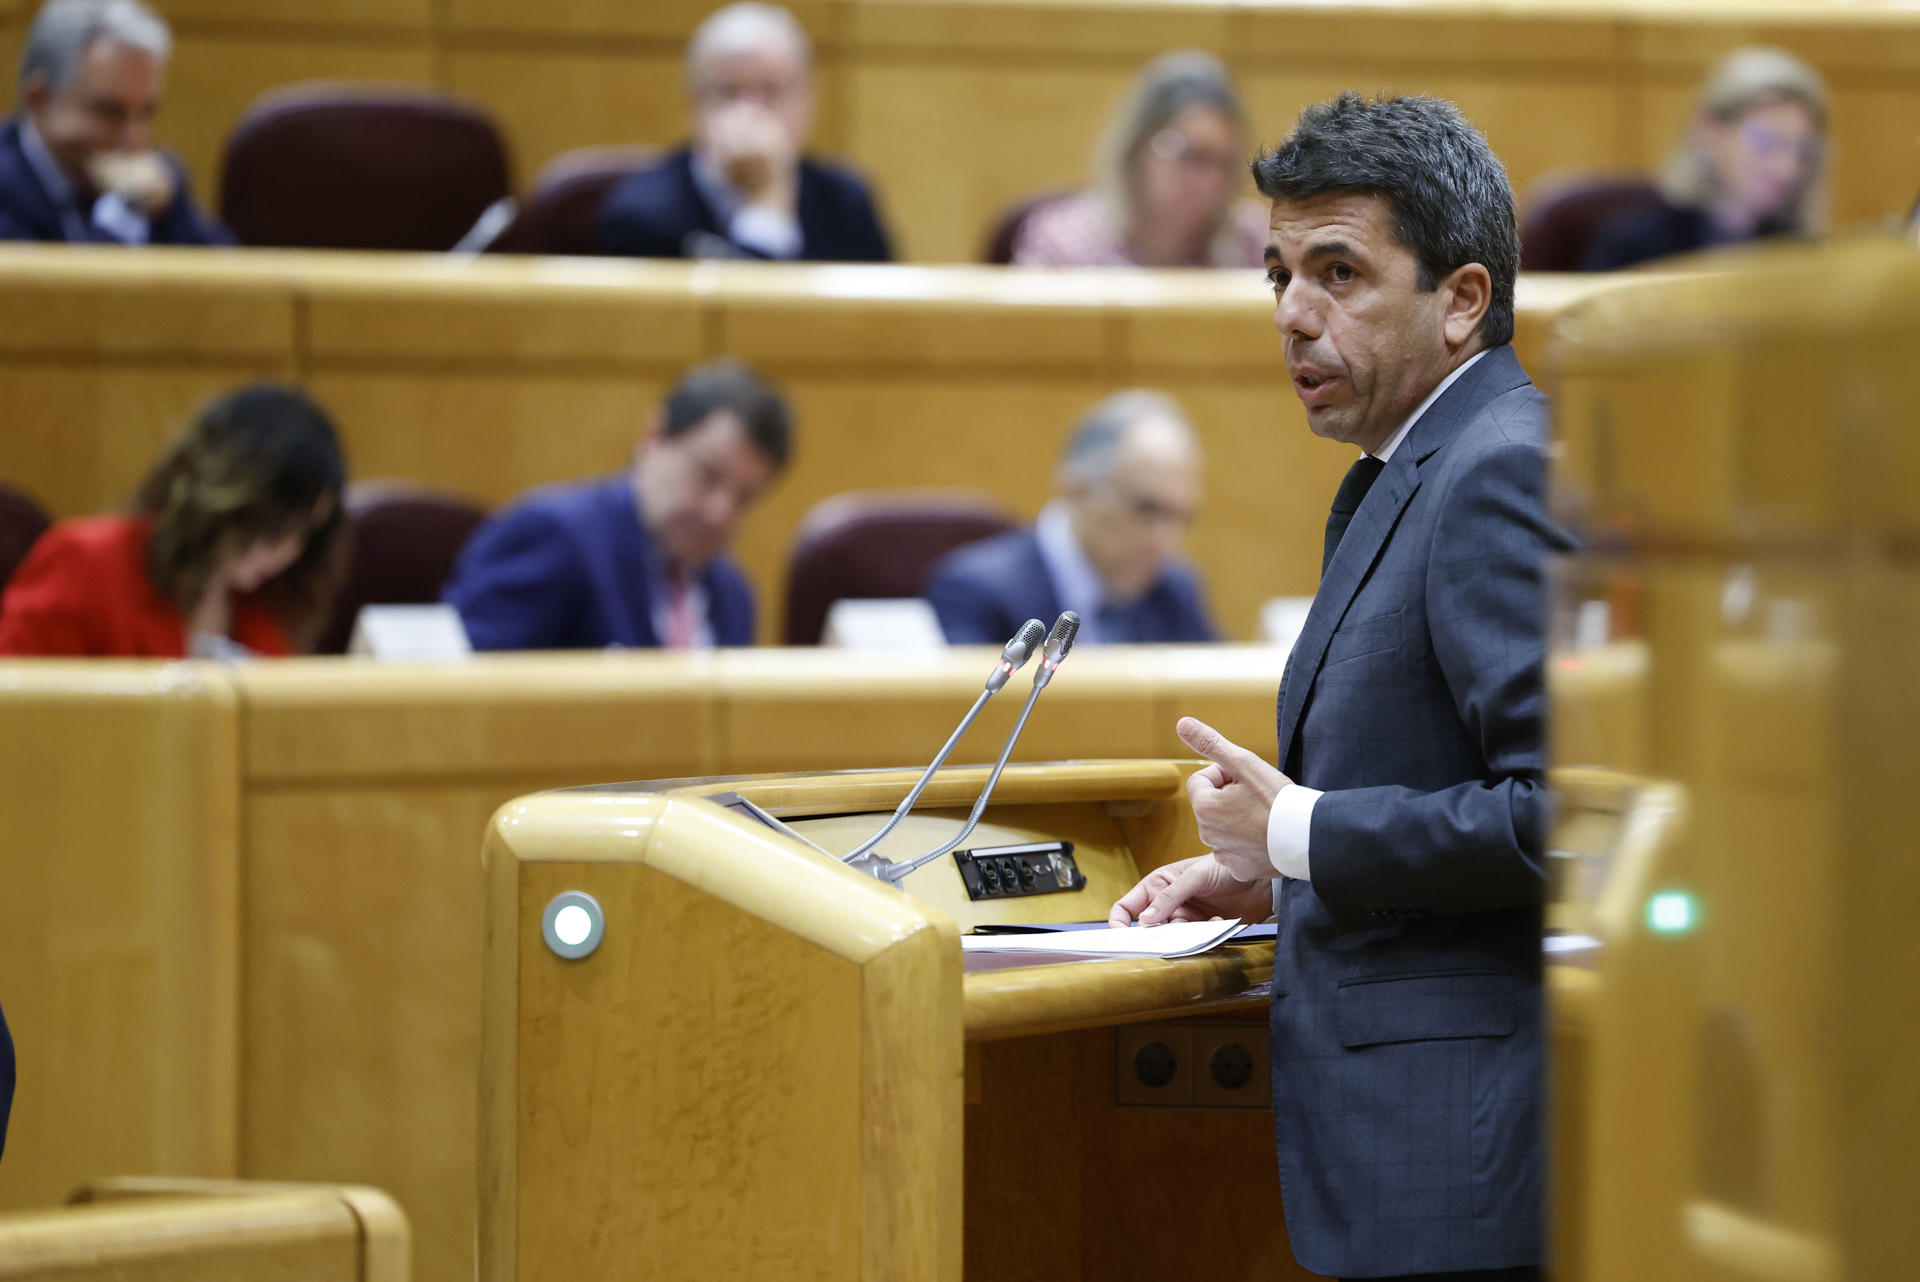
left=783, top=491, right=1015, bottom=645
left=315, top=483, right=488, bottom=655
left=0, top=485, right=51, bottom=593
left=487, top=146, right=663, bottom=256
left=221, top=84, right=513, bottom=251
left=1519, top=173, right=1663, bottom=272
left=981, top=189, right=1076, bottom=264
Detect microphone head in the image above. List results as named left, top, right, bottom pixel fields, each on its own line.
left=1042, top=611, right=1080, bottom=664
left=1002, top=618, right=1046, bottom=669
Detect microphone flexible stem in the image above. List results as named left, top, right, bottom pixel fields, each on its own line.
left=884, top=677, right=1046, bottom=882
left=840, top=686, right=993, bottom=863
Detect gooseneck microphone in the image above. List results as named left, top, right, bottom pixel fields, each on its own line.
left=875, top=611, right=1079, bottom=886
left=840, top=618, right=1046, bottom=876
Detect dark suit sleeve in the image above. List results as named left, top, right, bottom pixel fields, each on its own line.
left=596, top=177, right=680, bottom=258
left=1173, top=570, right=1219, bottom=642
left=151, top=159, right=232, bottom=246
left=442, top=507, right=587, bottom=651
left=1308, top=434, right=1566, bottom=926
left=924, top=564, right=1005, bottom=644
left=1, top=998, right=13, bottom=1162
left=0, top=204, right=43, bottom=241
left=841, top=175, right=893, bottom=262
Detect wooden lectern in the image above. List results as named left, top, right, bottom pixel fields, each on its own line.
left=478, top=761, right=1300, bottom=1282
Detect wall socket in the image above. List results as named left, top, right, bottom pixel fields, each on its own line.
left=1113, top=1022, right=1270, bottom=1110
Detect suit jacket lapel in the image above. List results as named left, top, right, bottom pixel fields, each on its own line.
left=604, top=478, right=661, bottom=648
left=1274, top=345, right=1534, bottom=765
left=1274, top=466, right=1419, bottom=758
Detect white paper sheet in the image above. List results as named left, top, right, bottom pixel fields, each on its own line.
left=960, top=919, right=1244, bottom=960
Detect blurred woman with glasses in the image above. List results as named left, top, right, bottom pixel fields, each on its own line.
left=1010, top=51, right=1266, bottom=269
left=1585, top=46, right=1828, bottom=271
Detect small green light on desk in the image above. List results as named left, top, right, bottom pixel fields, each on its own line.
left=1646, top=890, right=1698, bottom=934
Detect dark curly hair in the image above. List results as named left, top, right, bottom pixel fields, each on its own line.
left=1251, top=92, right=1519, bottom=347
left=132, top=383, right=347, bottom=650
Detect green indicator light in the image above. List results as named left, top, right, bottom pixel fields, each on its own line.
left=1646, top=890, right=1697, bottom=934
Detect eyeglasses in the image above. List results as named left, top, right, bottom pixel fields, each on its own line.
left=1737, top=117, right=1820, bottom=167
left=1148, top=128, right=1241, bottom=176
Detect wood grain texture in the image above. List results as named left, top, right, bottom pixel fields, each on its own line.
left=0, top=664, right=241, bottom=1212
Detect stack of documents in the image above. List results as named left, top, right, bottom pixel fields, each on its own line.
left=960, top=919, right=1247, bottom=960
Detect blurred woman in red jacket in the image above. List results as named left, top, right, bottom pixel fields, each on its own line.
left=0, top=383, right=346, bottom=657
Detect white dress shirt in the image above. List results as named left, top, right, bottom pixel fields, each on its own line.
left=1265, top=349, right=1491, bottom=881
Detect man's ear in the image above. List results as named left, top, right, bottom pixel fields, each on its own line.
left=635, top=408, right=668, bottom=466
left=21, top=73, right=50, bottom=116
left=1440, top=262, right=1493, bottom=348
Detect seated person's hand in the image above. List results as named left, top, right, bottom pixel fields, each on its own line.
left=1108, top=853, right=1269, bottom=927
left=87, top=150, right=175, bottom=215
left=707, top=102, right=798, bottom=214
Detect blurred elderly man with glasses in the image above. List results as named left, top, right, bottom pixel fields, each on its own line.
left=597, top=1, right=892, bottom=262
left=926, top=389, right=1219, bottom=646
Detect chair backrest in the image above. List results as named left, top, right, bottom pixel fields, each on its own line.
left=783, top=490, right=1015, bottom=644
left=489, top=146, right=663, bottom=256
left=316, top=483, right=488, bottom=655
left=0, top=485, right=51, bottom=593
left=1519, top=173, right=1664, bottom=272
left=221, top=84, right=513, bottom=251
left=981, top=189, right=1076, bottom=264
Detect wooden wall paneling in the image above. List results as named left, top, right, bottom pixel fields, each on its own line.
left=0, top=663, right=241, bottom=1211
left=441, top=50, right=690, bottom=182
left=443, top=0, right=838, bottom=43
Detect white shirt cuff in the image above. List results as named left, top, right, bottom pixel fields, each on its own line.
left=1266, top=784, right=1322, bottom=881
left=91, top=191, right=151, bottom=245
left=728, top=203, right=803, bottom=259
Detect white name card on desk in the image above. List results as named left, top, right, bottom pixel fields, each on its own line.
left=961, top=919, right=1245, bottom=961
left=348, top=604, right=472, bottom=661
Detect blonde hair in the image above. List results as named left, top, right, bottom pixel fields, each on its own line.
left=1663, top=46, right=1829, bottom=234
left=1094, top=51, right=1247, bottom=262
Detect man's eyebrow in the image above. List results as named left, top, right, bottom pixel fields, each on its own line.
left=1300, top=240, right=1356, bottom=265
left=1263, top=244, right=1282, bottom=265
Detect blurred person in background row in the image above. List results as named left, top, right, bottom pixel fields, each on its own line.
left=0, top=0, right=228, bottom=244
left=925, top=389, right=1217, bottom=645
left=597, top=2, right=892, bottom=262
left=1584, top=46, right=1826, bottom=271
left=1009, top=51, right=1266, bottom=269
left=0, top=384, right=346, bottom=657
left=443, top=360, right=792, bottom=651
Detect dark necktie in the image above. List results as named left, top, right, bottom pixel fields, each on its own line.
left=1322, top=455, right=1386, bottom=575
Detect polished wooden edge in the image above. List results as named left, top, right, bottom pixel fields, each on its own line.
left=485, top=790, right=949, bottom=966
left=648, top=759, right=1193, bottom=818
left=0, top=1189, right=366, bottom=1266
left=962, top=943, right=1274, bottom=1042
left=0, top=659, right=238, bottom=703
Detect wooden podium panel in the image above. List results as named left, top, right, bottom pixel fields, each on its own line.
left=1542, top=238, right=1920, bottom=1280
left=479, top=761, right=1297, bottom=1282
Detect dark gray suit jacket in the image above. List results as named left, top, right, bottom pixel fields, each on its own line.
left=1270, top=343, right=1568, bottom=1277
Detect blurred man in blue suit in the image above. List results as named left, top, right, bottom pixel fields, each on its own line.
left=443, top=360, right=792, bottom=651
left=597, top=3, right=891, bottom=262
left=0, top=0, right=227, bottom=245
left=925, top=390, right=1218, bottom=646
left=1113, top=93, right=1569, bottom=1281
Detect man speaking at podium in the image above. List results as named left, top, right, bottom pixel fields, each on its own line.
left=1112, top=93, right=1566, bottom=1282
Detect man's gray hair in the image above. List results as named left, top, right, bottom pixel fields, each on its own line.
left=20, top=0, right=171, bottom=95
left=683, top=2, right=811, bottom=90
left=1058, top=390, right=1196, bottom=484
